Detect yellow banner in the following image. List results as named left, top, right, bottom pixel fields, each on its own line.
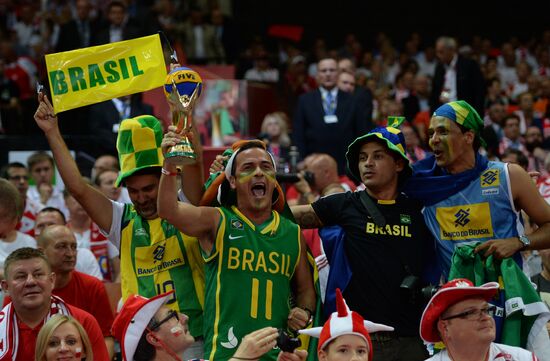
left=45, top=34, right=166, bottom=113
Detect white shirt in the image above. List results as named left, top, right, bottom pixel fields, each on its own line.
left=75, top=248, right=103, bottom=280
left=442, top=55, right=458, bottom=102
left=425, top=343, right=538, bottom=361
left=0, top=232, right=37, bottom=268
left=27, top=185, right=69, bottom=220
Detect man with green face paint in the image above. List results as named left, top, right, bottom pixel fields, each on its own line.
left=404, top=100, right=550, bottom=280
left=158, top=134, right=316, bottom=361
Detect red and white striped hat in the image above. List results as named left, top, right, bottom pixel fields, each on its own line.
left=298, top=289, right=393, bottom=358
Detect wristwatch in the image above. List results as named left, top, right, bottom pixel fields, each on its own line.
left=518, top=234, right=531, bottom=250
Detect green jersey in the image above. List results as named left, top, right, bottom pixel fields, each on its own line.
left=203, top=206, right=301, bottom=361
left=119, top=204, right=205, bottom=337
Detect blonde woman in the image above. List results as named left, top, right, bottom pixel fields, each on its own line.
left=259, top=112, right=292, bottom=165
left=35, top=315, right=93, bottom=361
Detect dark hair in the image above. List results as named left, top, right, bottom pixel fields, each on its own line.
left=94, top=168, right=119, bottom=187
left=121, top=167, right=161, bottom=186
left=4, top=247, right=51, bottom=279
left=501, top=148, right=528, bottom=170
left=502, top=114, right=520, bottom=127
left=37, top=207, right=67, bottom=224
left=27, top=151, right=54, bottom=170
left=107, top=0, right=126, bottom=11
left=0, top=162, right=27, bottom=179
left=230, top=141, right=269, bottom=176
left=134, top=319, right=158, bottom=361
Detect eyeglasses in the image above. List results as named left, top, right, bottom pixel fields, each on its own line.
left=148, top=310, right=179, bottom=331
left=441, top=305, right=496, bottom=321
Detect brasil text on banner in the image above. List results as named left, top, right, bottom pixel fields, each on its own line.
left=45, top=34, right=167, bottom=114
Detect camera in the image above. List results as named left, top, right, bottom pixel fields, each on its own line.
left=275, top=171, right=315, bottom=185
left=400, top=274, right=440, bottom=303
left=420, top=284, right=439, bottom=301
left=276, top=329, right=301, bottom=353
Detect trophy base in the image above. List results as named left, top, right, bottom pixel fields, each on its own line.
left=165, top=141, right=197, bottom=166
left=165, top=152, right=197, bottom=166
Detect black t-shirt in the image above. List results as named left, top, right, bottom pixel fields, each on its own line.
left=312, top=191, right=434, bottom=335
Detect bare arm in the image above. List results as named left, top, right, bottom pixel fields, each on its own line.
left=476, top=163, right=550, bottom=258
left=157, top=127, right=220, bottom=253
left=179, top=122, right=204, bottom=205
left=287, top=234, right=316, bottom=331
left=290, top=205, right=324, bottom=229
left=34, top=93, right=113, bottom=231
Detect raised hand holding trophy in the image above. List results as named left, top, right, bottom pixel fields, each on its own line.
left=163, top=66, right=203, bottom=165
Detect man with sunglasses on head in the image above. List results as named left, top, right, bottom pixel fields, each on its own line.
left=420, top=278, right=538, bottom=361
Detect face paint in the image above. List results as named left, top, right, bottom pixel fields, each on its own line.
left=170, top=325, right=184, bottom=337
left=236, top=167, right=276, bottom=184
left=75, top=347, right=82, bottom=359
left=428, top=116, right=454, bottom=165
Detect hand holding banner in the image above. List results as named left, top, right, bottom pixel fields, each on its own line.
left=45, top=34, right=167, bottom=114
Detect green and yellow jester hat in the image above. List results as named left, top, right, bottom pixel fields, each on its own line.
left=345, top=116, right=412, bottom=184
left=115, top=115, right=164, bottom=187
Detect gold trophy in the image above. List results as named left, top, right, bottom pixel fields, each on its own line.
left=164, top=66, right=203, bottom=165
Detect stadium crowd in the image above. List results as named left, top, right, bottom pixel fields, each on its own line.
left=1, top=1, right=550, bottom=361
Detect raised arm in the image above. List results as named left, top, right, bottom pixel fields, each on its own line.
left=157, top=126, right=220, bottom=253
left=34, top=93, right=113, bottom=231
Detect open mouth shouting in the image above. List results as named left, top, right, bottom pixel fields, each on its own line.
left=251, top=182, right=267, bottom=198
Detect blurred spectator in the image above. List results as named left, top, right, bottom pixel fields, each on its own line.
left=0, top=162, right=41, bottom=236
left=244, top=50, right=279, bottom=83
left=27, top=151, right=69, bottom=219
left=402, top=73, right=431, bottom=122
left=485, top=77, right=509, bottom=109
left=530, top=249, right=550, bottom=333
left=483, top=102, right=507, bottom=158
left=499, top=114, right=526, bottom=156
left=392, top=71, right=414, bottom=103
left=538, top=154, right=550, bottom=204
left=34, top=207, right=103, bottom=280
left=210, top=7, right=236, bottom=63
left=431, top=36, right=485, bottom=115
left=64, top=187, right=120, bottom=282
left=284, top=55, right=316, bottom=113
left=94, top=168, right=131, bottom=203
left=501, top=148, right=529, bottom=170
left=0, top=59, right=21, bottom=134
left=258, top=112, right=291, bottom=166
left=535, top=49, right=550, bottom=77
left=88, top=94, right=154, bottom=156
left=514, top=91, right=543, bottom=134
left=0, top=178, right=36, bottom=278
left=177, top=6, right=224, bottom=64
left=293, top=57, right=368, bottom=174
left=337, top=70, right=356, bottom=93
left=91, top=154, right=119, bottom=182
left=402, top=124, right=430, bottom=164
left=417, top=45, right=437, bottom=77
left=509, top=62, right=533, bottom=101
left=525, top=126, right=549, bottom=175
left=9, top=2, right=40, bottom=53
left=55, top=0, right=99, bottom=52
left=93, top=0, right=141, bottom=45
left=498, top=42, right=519, bottom=90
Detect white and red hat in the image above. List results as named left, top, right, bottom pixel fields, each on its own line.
left=112, top=291, right=174, bottom=361
left=420, top=278, right=499, bottom=343
left=298, top=289, right=394, bottom=359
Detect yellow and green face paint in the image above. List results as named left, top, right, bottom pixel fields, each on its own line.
left=429, top=116, right=454, bottom=164
left=236, top=166, right=276, bottom=184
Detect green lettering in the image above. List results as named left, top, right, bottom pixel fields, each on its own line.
left=68, top=67, right=87, bottom=91
left=104, top=61, right=120, bottom=83
left=88, top=63, right=106, bottom=88
left=129, top=56, right=144, bottom=76
left=49, top=70, right=68, bottom=95
left=118, top=58, right=129, bottom=79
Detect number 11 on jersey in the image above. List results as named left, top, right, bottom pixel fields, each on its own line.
left=250, top=277, right=273, bottom=320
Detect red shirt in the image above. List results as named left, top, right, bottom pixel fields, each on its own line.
left=54, top=271, right=115, bottom=337
left=12, top=304, right=109, bottom=361
left=3, top=272, right=115, bottom=337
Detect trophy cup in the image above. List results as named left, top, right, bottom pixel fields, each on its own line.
left=163, top=66, right=203, bottom=165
